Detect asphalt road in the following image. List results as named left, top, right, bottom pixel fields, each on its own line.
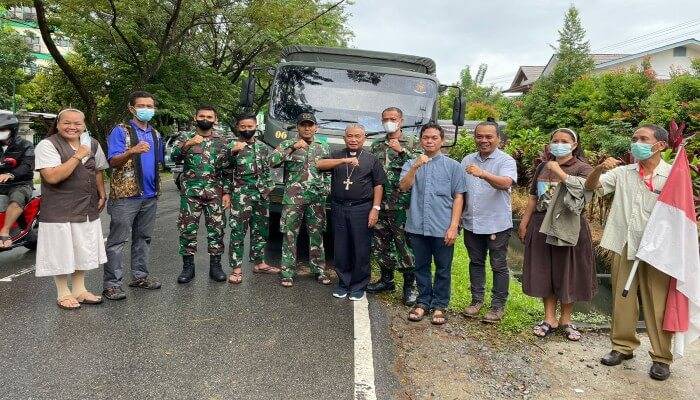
left=0, top=181, right=398, bottom=400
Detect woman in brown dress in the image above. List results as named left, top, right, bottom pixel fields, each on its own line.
left=519, top=128, right=596, bottom=341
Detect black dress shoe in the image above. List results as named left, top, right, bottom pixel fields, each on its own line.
left=600, top=350, right=634, bottom=366
left=366, top=268, right=395, bottom=293
left=649, top=362, right=671, bottom=381
left=209, top=255, right=226, bottom=282
left=178, top=255, right=195, bottom=284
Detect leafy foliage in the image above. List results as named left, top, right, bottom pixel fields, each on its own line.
left=0, top=15, right=32, bottom=110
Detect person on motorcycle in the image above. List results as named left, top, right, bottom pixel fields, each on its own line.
left=0, top=113, right=35, bottom=248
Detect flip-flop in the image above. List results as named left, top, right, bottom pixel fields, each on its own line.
left=0, top=235, right=12, bottom=249
left=533, top=321, right=557, bottom=338
left=74, top=291, right=103, bottom=305
left=252, top=264, right=281, bottom=274
left=280, top=277, right=293, bottom=287
left=316, top=274, right=332, bottom=285
left=408, top=305, right=427, bottom=322
left=228, top=271, right=243, bottom=284
left=56, top=295, right=80, bottom=310
left=560, top=324, right=582, bottom=341
left=431, top=309, right=448, bottom=325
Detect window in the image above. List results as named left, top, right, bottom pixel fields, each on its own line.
left=673, top=46, right=687, bottom=57
left=24, top=34, right=41, bottom=52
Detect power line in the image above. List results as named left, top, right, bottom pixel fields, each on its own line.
left=594, top=19, right=700, bottom=52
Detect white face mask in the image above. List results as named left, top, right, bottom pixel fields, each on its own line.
left=383, top=121, right=399, bottom=133
left=0, top=131, right=10, bottom=141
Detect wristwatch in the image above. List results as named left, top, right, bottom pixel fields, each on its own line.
left=372, top=205, right=380, bottom=211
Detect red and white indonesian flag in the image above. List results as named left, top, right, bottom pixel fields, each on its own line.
left=636, top=147, right=700, bottom=357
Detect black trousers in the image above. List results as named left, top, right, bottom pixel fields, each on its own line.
left=332, top=201, right=373, bottom=293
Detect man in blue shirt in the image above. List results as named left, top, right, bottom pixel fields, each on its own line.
left=399, top=123, right=466, bottom=325
left=103, top=91, right=165, bottom=300
left=460, top=119, right=518, bottom=323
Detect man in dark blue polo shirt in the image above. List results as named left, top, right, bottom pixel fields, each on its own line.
left=103, top=91, right=165, bottom=300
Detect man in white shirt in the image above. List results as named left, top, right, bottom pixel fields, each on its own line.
left=585, top=124, right=673, bottom=381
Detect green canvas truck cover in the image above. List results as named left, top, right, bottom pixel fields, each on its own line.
left=281, top=46, right=437, bottom=76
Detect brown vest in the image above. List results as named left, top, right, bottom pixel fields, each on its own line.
left=39, top=135, right=100, bottom=223
left=109, top=122, right=161, bottom=199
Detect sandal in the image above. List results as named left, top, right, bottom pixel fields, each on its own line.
left=431, top=309, right=447, bottom=325
left=316, top=274, right=332, bottom=285
left=228, top=269, right=243, bottom=284
left=408, top=304, right=427, bottom=322
left=280, top=277, right=293, bottom=287
left=0, top=235, right=12, bottom=249
left=56, top=295, right=80, bottom=310
left=74, top=291, right=103, bottom=305
left=560, top=324, right=582, bottom=341
left=533, top=321, right=557, bottom=338
left=253, top=263, right=281, bottom=274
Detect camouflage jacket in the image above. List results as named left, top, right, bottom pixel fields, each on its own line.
left=370, top=134, right=421, bottom=210
left=269, top=138, right=330, bottom=205
left=227, top=138, right=273, bottom=202
left=171, top=130, right=232, bottom=199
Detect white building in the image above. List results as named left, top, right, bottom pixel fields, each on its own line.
left=505, top=38, right=699, bottom=94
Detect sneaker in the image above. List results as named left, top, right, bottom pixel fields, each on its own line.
left=482, top=307, right=505, bottom=323
left=128, top=277, right=162, bottom=290
left=349, top=290, right=366, bottom=301
left=332, top=288, right=348, bottom=299
left=102, top=287, right=127, bottom=301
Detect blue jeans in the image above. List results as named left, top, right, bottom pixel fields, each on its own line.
left=104, top=197, right=157, bottom=288
left=408, top=233, right=455, bottom=310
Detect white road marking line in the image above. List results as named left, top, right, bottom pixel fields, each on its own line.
left=353, top=296, right=377, bottom=400
left=0, top=265, right=35, bottom=282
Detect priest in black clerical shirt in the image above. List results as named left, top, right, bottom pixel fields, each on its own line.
left=317, top=124, right=386, bottom=300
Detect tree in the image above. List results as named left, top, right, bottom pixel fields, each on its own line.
left=0, top=9, right=32, bottom=111
left=523, top=5, right=594, bottom=131
left=19, top=0, right=350, bottom=139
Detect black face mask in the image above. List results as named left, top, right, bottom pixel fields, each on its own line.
left=238, top=129, right=256, bottom=139
left=195, top=119, right=214, bottom=131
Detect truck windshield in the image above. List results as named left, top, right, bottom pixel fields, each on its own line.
left=270, top=65, right=437, bottom=133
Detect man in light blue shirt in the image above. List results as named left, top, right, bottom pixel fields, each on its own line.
left=399, top=123, right=466, bottom=325
left=460, top=119, right=517, bottom=323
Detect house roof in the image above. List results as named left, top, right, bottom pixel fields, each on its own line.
left=504, top=65, right=545, bottom=93
left=594, top=38, right=700, bottom=69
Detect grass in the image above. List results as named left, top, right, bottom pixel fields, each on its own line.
left=377, top=233, right=544, bottom=334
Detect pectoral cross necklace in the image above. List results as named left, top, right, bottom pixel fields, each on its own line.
left=344, top=149, right=362, bottom=190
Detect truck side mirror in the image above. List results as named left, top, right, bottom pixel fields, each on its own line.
left=240, top=76, right=257, bottom=108
left=452, top=96, right=465, bottom=127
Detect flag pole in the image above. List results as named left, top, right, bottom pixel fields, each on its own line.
left=622, top=259, right=640, bottom=298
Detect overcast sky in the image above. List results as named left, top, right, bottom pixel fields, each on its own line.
left=346, top=0, right=700, bottom=88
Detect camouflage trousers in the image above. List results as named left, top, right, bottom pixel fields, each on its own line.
left=177, top=195, right=225, bottom=256
left=371, top=209, right=414, bottom=272
left=229, top=195, right=269, bottom=269
left=280, top=203, right=326, bottom=278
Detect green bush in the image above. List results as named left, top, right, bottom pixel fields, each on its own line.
left=643, top=74, right=700, bottom=133
left=448, top=129, right=476, bottom=161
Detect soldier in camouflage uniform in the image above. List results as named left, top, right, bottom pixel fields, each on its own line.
left=226, top=114, right=280, bottom=284
left=269, top=112, right=331, bottom=287
left=367, top=107, right=421, bottom=305
left=171, top=105, right=231, bottom=284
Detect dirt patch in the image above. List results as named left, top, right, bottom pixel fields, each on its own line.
left=388, top=303, right=700, bottom=400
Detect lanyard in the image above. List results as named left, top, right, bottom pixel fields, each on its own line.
left=638, top=165, right=654, bottom=192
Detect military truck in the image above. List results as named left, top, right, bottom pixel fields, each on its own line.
left=240, top=45, right=465, bottom=217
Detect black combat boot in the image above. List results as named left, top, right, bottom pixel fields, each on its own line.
left=366, top=268, right=395, bottom=293
left=402, top=272, right=419, bottom=306
left=209, top=255, right=226, bottom=282
left=178, top=255, right=195, bottom=284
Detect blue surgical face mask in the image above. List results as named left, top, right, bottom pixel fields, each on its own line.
left=631, top=141, right=657, bottom=161
left=549, top=143, right=573, bottom=158
left=134, top=107, right=155, bottom=122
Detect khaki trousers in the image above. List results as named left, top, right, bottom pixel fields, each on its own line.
left=610, top=246, right=673, bottom=364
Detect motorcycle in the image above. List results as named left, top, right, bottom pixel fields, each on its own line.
left=0, top=157, right=40, bottom=252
